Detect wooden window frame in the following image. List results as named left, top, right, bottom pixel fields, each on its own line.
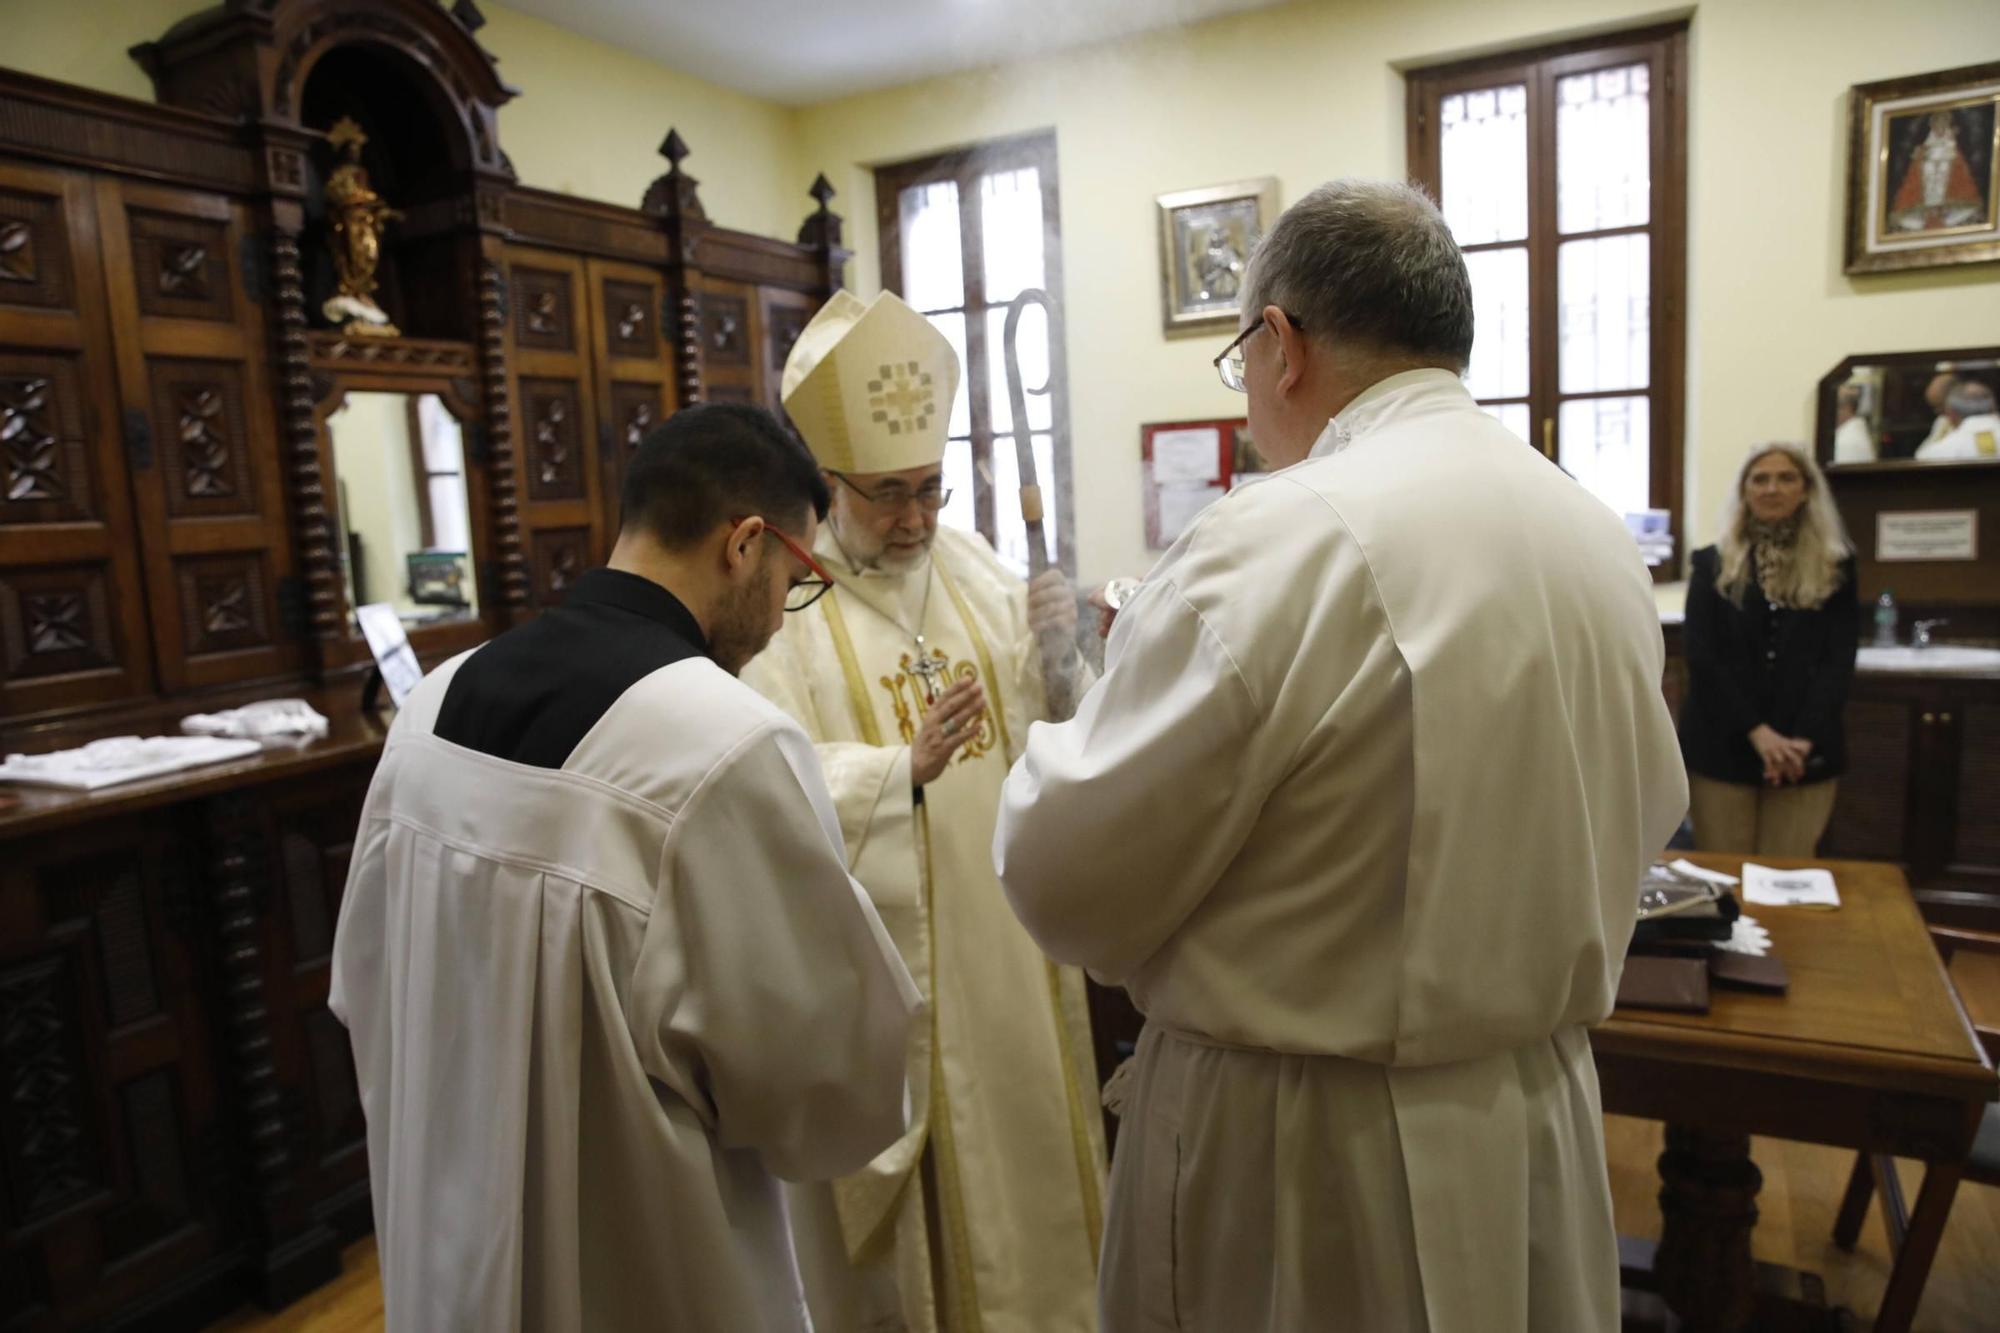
left=1408, top=21, right=1689, bottom=581
left=403, top=394, right=467, bottom=551
left=875, top=130, right=1076, bottom=577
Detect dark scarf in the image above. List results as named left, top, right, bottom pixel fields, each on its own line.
left=1747, top=513, right=1811, bottom=608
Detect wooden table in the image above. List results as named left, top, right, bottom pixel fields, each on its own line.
left=1593, top=854, right=1996, bottom=1332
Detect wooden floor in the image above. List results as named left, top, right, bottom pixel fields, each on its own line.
left=1603, top=1117, right=2000, bottom=1332
left=210, top=1115, right=2000, bottom=1331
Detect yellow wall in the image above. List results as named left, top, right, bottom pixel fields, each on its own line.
left=0, top=0, right=810, bottom=238
left=475, top=5, right=806, bottom=238
left=797, top=0, right=2000, bottom=580
left=10, top=1, right=1999, bottom=583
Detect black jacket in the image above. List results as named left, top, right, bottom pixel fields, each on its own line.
left=1678, top=545, right=1858, bottom=786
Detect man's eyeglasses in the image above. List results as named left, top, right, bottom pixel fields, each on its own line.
left=831, top=471, right=953, bottom=512
left=758, top=523, right=836, bottom=612
left=1214, top=310, right=1304, bottom=392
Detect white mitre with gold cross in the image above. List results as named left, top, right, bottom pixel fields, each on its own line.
left=781, top=289, right=960, bottom=475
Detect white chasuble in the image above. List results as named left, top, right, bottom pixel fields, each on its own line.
left=743, top=524, right=1104, bottom=1333
left=997, top=370, right=1689, bottom=1333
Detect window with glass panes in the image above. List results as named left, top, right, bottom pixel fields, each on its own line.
left=407, top=393, right=470, bottom=552
left=1408, top=23, right=1687, bottom=571
left=875, top=132, right=1073, bottom=576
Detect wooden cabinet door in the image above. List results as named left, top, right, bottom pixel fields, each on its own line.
left=96, top=180, right=301, bottom=693
left=584, top=257, right=672, bottom=557
left=504, top=247, right=602, bottom=608
left=0, top=162, right=157, bottom=720
left=0, top=815, right=236, bottom=1326
left=1821, top=696, right=1919, bottom=864
left=693, top=275, right=761, bottom=413
left=1944, top=701, right=2000, bottom=892
left=760, top=286, right=815, bottom=422
left=258, top=771, right=374, bottom=1237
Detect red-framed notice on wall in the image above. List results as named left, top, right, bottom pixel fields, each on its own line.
left=1140, top=416, right=1263, bottom=549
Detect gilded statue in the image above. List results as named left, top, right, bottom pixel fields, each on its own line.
left=322, top=116, right=402, bottom=337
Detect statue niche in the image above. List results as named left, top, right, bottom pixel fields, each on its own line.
left=322, top=116, right=402, bottom=336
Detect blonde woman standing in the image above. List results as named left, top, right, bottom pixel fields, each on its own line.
left=1680, top=444, right=1858, bottom=855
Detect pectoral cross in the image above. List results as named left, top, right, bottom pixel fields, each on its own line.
left=910, top=637, right=946, bottom=704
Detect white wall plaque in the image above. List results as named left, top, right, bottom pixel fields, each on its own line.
left=1876, top=510, right=1978, bottom=562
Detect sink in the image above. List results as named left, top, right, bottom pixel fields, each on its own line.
left=1856, top=645, right=2000, bottom=674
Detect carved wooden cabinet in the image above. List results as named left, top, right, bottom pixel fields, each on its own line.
left=103, top=179, right=304, bottom=695
left=0, top=160, right=159, bottom=720
left=2, top=3, right=848, bottom=726
left=500, top=242, right=677, bottom=595
left=1, top=0, right=852, bottom=1323
left=0, top=725, right=383, bottom=1330
left=0, top=812, right=234, bottom=1327
left=1820, top=670, right=2000, bottom=920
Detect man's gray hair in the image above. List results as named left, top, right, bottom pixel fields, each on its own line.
left=1240, top=179, right=1475, bottom=371
left=1946, top=378, right=1996, bottom=419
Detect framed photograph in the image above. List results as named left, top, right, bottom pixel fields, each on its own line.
left=1156, top=178, right=1280, bottom=335
left=1845, top=62, right=2000, bottom=274
left=406, top=550, right=470, bottom=607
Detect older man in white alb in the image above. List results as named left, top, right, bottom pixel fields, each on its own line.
left=996, top=181, right=1688, bottom=1332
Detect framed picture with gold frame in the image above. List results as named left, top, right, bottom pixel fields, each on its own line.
left=1845, top=61, right=2000, bottom=274
left=1156, top=178, right=1280, bottom=335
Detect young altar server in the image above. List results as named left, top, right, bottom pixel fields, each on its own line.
left=330, top=403, right=920, bottom=1333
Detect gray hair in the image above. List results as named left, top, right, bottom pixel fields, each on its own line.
left=1240, top=179, right=1474, bottom=371
left=1946, top=379, right=1996, bottom=419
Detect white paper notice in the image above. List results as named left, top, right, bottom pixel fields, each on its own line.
left=1877, top=510, right=1977, bottom=562
left=356, top=603, right=424, bottom=708
left=1741, top=862, right=1841, bottom=910
left=1156, top=484, right=1226, bottom=545
left=1151, top=428, right=1222, bottom=484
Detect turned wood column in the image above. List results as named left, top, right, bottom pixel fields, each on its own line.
left=1653, top=1124, right=1762, bottom=1332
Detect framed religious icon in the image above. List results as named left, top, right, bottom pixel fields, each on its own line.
left=1845, top=62, right=2000, bottom=274
left=1156, top=178, right=1280, bottom=335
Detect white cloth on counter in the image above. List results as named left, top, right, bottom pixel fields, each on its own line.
left=0, top=735, right=262, bottom=791
left=182, top=698, right=330, bottom=740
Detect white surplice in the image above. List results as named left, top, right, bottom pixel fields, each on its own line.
left=996, top=369, right=1689, bottom=1332
left=330, top=650, right=919, bottom=1333
left=1915, top=411, right=2000, bottom=460
left=742, top=524, right=1105, bottom=1333
left=1833, top=414, right=1876, bottom=463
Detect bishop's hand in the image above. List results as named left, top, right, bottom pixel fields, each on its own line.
left=912, top=678, right=987, bottom=788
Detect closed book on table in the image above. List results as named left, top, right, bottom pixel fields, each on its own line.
left=1617, top=955, right=1711, bottom=1013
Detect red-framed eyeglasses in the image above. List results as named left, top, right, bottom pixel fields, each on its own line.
left=759, top=522, right=836, bottom=612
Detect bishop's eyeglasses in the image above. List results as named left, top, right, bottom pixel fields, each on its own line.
left=831, top=471, right=953, bottom=512
left=1214, top=310, right=1304, bottom=392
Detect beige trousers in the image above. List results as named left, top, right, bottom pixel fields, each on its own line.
left=1688, top=774, right=1840, bottom=857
